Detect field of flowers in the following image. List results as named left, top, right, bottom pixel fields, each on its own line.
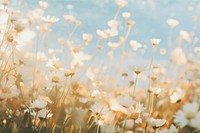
left=0, top=0, right=200, bottom=133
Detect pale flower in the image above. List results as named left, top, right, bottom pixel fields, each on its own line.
left=64, top=15, right=76, bottom=23
left=167, top=19, right=179, bottom=28
left=130, top=40, right=142, bottom=51
left=31, top=109, right=53, bottom=119
left=160, top=124, right=179, bottom=133
left=39, top=1, right=48, bottom=9
left=160, top=48, right=166, bottom=55
left=180, top=30, right=191, bottom=42
left=115, top=0, right=127, bottom=8
left=42, top=16, right=59, bottom=24
left=70, top=51, right=91, bottom=68
left=170, top=89, right=185, bottom=103
left=147, top=117, right=166, bottom=129
left=96, top=30, right=107, bottom=38
left=174, top=102, right=200, bottom=128
left=107, top=19, right=118, bottom=28
left=82, top=33, right=92, bottom=45
left=150, top=39, right=160, bottom=47
left=107, top=42, right=120, bottom=49
left=31, top=98, right=47, bottom=110
left=122, top=12, right=131, bottom=19
left=171, top=47, right=187, bottom=64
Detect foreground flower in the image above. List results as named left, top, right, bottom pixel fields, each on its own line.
left=167, top=19, right=179, bottom=28
left=31, top=98, right=47, bottom=110
left=170, top=89, right=185, bottom=103
left=42, top=16, right=59, bottom=24
left=147, top=117, right=166, bottom=129
left=160, top=124, right=179, bottom=133
left=150, top=39, right=160, bottom=47
left=174, top=102, right=200, bottom=128
left=31, top=109, right=53, bottom=119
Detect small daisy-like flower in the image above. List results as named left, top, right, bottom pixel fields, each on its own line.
left=122, top=12, right=131, bottom=19
left=115, top=0, right=127, bottom=8
left=160, top=124, right=179, bottom=133
left=130, top=40, right=142, bottom=51
left=149, top=87, right=163, bottom=96
left=39, top=1, right=48, bottom=9
left=174, top=102, right=200, bottom=128
left=42, top=16, right=59, bottom=24
left=31, top=98, right=47, bottom=110
left=160, top=48, right=166, bottom=55
left=107, top=19, right=118, bottom=28
left=82, top=33, right=92, bottom=45
left=167, top=19, right=179, bottom=28
left=170, top=89, right=185, bottom=103
left=150, top=39, right=160, bottom=47
left=31, top=109, right=53, bottom=119
left=96, top=30, right=107, bottom=38
left=147, top=117, right=166, bottom=129
left=107, top=42, right=120, bottom=49
left=63, top=15, right=76, bottom=23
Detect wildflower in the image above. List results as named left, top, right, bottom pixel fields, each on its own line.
left=63, top=15, right=76, bottom=23
left=115, top=0, right=127, bottom=8
left=180, top=30, right=191, bottom=42
left=147, top=117, right=166, bottom=129
left=130, top=40, right=142, bottom=51
left=82, top=33, right=92, bottom=45
left=174, top=102, right=200, bottom=128
left=31, top=109, right=53, bottom=119
left=1, top=0, right=10, bottom=6
left=31, top=98, right=47, bottom=110
left=149, top=87, right=163, bottom=96
left=150, top=39, right=160, bottom=47
left=167, top=19, right=179, bottom=28
left=122, top=12, right=131, bottom=19
left=107, top=19, right=118, bottom=28
left=127, top=20, right=135, bottom=27
left=160, top=48, right=166, bottom=55
left=96, top=29, right=107, bottom=38
left=170, top=89, right=185, bottom=103
left=171, top=47, right=187, bottom=64
left=160, top=124, right=179, bottom=133
left=42, top=16, right=59, bottom=24
left=39, top=1, right=48, bottom=9
left=107, top=42, right=120, bottom=49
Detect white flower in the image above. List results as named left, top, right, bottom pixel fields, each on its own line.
left=160, top=124, right=179, bottom=133
left=107, top=42, right=120, bottom=49
left=149, top=87, right=163, bottom=96
left=82, top=33, right=92, bottom=45
left=42, top=16, right=59, bottom=24
left=130, top=40, right=142, bottom=51
left=91, top=89, right=100, bottom=97
left=167, top=19, right=179, bottom=28
left=150, top=39, right=160, bottom=47
left=39, top=1, right=48, bottom=9
left=96, top=30, right=107, bottom=38
left=171, top=47, right=187, bottom=64
left=63, top=15, right=76, bottom=23
left=70, top=51, right=91, bottom=68
left=174, top=102, right=200, bottom=128
left=122, top=12, right=131, bottom=19
left=107, top=19, right=118, bottom=28
left=31, top=109, right=53, bottom=119
left=147, top=117, right=166, bottom=129
left=31, top=98, right=47, bottom=110
left=115, top=0, right=127, bottom=8
left=180, top=30, right=191, bottom=42
left=170, top=89, right=185, bottom=103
